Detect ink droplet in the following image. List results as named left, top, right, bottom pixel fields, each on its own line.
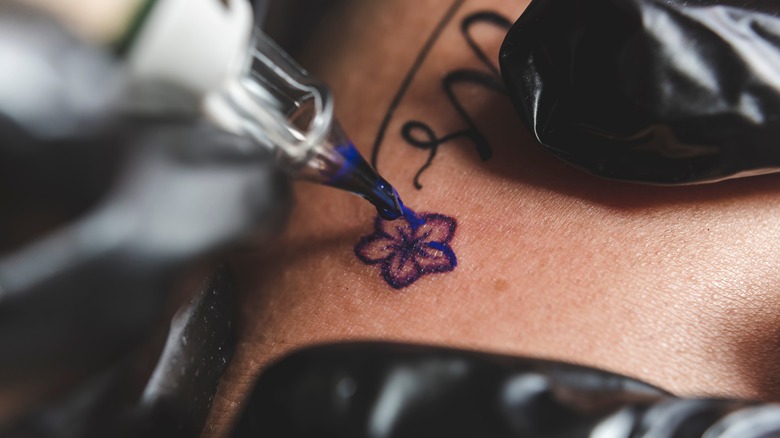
left=372, top=182, right=403, bottom=220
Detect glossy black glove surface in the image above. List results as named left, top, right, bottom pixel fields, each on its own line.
left=500, top=0, right=780, bottom=184
left=0, top=118, right=290, bottom=380
left=2, top=267, right=239, bottom=438
left=232, top=342, right=780, bottom=438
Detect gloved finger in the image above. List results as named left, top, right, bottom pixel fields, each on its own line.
left=500, top=0, right=780, bottom=185
left=232, top=342, right=779, bottom=438
left=109, top=119, right=291, bottom=258
left=124, top=118, right=286, bottom=167
left=2, top=266, right=240, bottom=437
left=0, top=118, right=290, bottom=384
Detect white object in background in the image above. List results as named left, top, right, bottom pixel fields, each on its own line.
left=126, top=0, right=253, bottom=97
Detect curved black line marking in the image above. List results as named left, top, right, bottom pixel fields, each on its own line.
left=370, top=9, right=513, bottom=189
left=401, top=121, right=473, bottom=189
left=461, top=11, right=512, bottom=78
left=442, top=69, right=506, bottom=161
left=370, top=0, right=466, bottom=170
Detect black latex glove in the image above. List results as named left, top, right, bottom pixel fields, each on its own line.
left=500, top=0, right=780, bottom=184
left=232, top=342, right=780, bottom=438
left=2, top=266, right=240, bottom=438
left=0, top=1, right=287, bottom=434
left=0, top=117, right=290, bottom=382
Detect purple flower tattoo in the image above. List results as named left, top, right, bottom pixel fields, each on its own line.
left=354, top=213, right=457, bottom=289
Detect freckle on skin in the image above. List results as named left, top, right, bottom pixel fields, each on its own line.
left=494, top=279, right=509, bottom=292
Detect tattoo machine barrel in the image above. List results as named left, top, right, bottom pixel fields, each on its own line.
left=205, top=30, right=404, bottom=220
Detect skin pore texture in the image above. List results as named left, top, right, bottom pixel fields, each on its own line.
left=205, top=0, right=780, bottom=434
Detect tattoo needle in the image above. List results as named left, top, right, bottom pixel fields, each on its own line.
left=204, top=29, right=404, bottom=220
left=125, top=0, right=403, bottom=219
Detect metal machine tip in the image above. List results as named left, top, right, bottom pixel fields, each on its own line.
left=368, top=179, right=403, bottom=220
left=326, top=142, right=404, bottom=220
left=293, top=122, right=405, bottom=220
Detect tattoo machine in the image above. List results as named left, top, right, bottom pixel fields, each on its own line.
left=126, top=0, right=405, bottom=219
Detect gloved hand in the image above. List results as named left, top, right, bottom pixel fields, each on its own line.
left=232, top=342, right=780, bottom=438
left=0, top=116, right=290, bottom=383
left=500, top=0, right=780, bottom=185
left=0, top=0, right=290, bottom=387
left=0, top=0, right=289, bottom=433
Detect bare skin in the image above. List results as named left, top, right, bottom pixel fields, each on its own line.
left=204, top=0, right=780, bottom=435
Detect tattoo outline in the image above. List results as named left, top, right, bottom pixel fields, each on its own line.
left=355, top=214, right=457, bottom=289
left=371, top=2, right=512, bottom=189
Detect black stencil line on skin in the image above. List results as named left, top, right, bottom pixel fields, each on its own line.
left=355, top=213, right=457, bottom=290
left=370, top=6, right=512, bottom=189
left=370, top=0, right=465, bottom=170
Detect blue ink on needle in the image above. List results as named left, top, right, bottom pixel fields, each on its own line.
left=328, top=143, right=360, bottom=184
left=296, top=122, right=403, bottom=220
left=373, top=180, right=403, bottom=221
left=317, top=137, right=403, bottom=221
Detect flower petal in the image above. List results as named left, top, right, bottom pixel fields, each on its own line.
left=376, top=215, right=415, bottom=242
left=354, top=234, right=396, bottom=264
left=417, top=241, right=457, bottom=273
left=381, top=250, right=422, bottom=289
left=415, top=214, right=456, bottom=244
